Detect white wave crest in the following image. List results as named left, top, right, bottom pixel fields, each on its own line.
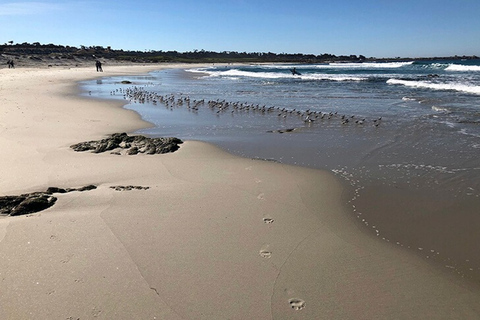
left=432, top=106, right=451, bottom=113
left=210, top=69, right=293, bottom=79
left=255, top=64, right=304, bottom=70
left=387, top=79, right=480, bottom=95
left=428, top=63, right=448, bottom=69
left=188, top=68, right=367, bottom=81
left=445, top=64, right=480, bottom=72
left=187, top=67, right=213, bottom=73
left=300, top=74, right=366, bottom=81
left=326, top=61, right=414, bottom=69
left=240, top=62, right=413, bottom=70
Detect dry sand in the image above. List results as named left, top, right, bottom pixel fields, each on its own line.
left=0, top=64, right=479, bottom=319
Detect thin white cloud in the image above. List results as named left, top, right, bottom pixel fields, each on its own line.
left=0, top=2, right=62, bottom=16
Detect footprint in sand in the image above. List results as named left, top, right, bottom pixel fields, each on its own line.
left=61, top=254, right=74, bottom=264
left=257, top=193, right=265, bottom=200
left=259, top=250, right=272, bottom=259
left=263, top=217, right=274, bottom=224
left=289, top=298, right=306, bottom=310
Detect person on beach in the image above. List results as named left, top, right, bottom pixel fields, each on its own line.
left=7, top=60, right=14, bottom=68
left=95, top=60, right=103, bottom=72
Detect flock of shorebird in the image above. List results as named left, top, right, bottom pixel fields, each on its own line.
left=112, top=86, right=383, bottom=128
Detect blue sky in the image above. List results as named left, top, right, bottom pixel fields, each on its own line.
left=1, top=0, right=479, bottom=58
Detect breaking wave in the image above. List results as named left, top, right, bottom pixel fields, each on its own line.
left=445, top=64, right=480, bottom=72
left=432, top=106, right=451, bottom=113
left=188, top=68, right=367, bottom=82
left=325, top=61, right=414, bottom=69
left=387, top=78, right=480, bottom=95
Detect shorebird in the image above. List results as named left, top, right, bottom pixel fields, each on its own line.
left=304, top=115, right=315, bottom=123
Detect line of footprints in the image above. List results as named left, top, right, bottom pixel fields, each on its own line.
left=256, top=177, right=306, bottom=312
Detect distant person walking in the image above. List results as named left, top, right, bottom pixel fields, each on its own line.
left=7, top=60, right=14, bottom=68
left=95, top=60, right=103, bottom=72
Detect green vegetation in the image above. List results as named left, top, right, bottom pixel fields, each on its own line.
left=1, top=42, right=478, bottom=63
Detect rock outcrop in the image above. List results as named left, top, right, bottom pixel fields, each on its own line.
left=70, top=133, right=183, bottom=155
left=110, top=185, right=150, bottom=191
left=0, top=193, right=57, bottom=216
left=0, top=185, right=97, bottom=216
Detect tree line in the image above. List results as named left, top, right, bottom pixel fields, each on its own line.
left=0, top=42, right=367, bottom=63
left=1, top=42, right=478, bottom=63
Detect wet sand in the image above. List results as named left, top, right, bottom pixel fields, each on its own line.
left=0, top=64, right=480, bottom=319
left=116, top=75, right=480, bottom=291
left=354, top=183, right=480, bottom=283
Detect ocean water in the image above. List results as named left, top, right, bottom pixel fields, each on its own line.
left=83, top=59, right=480, bottom=285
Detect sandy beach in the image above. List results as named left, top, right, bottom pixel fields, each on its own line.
left=1, top=64, right=480, bottom=319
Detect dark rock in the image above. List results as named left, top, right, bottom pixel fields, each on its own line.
left=145, top=144, right=157, bottom=154
left=75, top=185, right=97, bottom=192
left=0, top=185, right=97, bottom=216
left=127, top=146, right=139, bottom=155
left=267, top=128, right=296, bottom=134
left=158, top=144, right=179, bottom=153
left=106, top=140, right=118, bottom=150
left=10, top=195, right=57, bottom=216
left=0, top=196, right=26, bottom=215
left=133, top=135, right=147, bottom=143
left=70, top=133, right=183, bottom=155
left=64, top=185, right=97, bottom=192
left=110, top=185, right=150, bottom=191
left=70, top=142, right=93, bottom=152
left=94, top=142, right=109, bottom=153
left=46, top=187, right=67, bottom=194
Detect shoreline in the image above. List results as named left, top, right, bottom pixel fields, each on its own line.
left=1, top=64, right=479, bottom=319
left=105, top=65, right=480, bottom=288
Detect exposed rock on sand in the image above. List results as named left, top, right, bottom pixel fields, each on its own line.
left=0, top=185, right=97, bottom=216
left=0, top=193, right=57, bottom=216
left=110, top=185, right=150, bottom=191
left=45, top=185, right=97, bottom=194
left=70, top=132, right=183, bottom=155
left=266, top=128, right=297, bottom=134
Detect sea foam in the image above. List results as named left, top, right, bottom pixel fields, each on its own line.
left=432, top=106, right=451, bottom=113
left=188, top=68, right=367, bottom=81
left=445, top=64, right=480, bottom=72
left=326, top=61, right=414, bottom=69
left=387, top=79, right=480, bottom=95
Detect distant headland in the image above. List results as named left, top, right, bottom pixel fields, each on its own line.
left=1, top=42, right=478, bottom=67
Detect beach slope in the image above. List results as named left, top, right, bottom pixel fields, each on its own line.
left=0, top=65, right=479, bottom=319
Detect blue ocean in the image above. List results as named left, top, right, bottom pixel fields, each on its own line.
left=83, top=59, right=480, bottom=284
